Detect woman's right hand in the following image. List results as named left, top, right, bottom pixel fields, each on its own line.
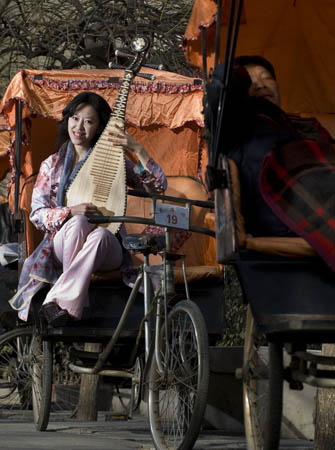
left=69, top=203, right=100, bottom=217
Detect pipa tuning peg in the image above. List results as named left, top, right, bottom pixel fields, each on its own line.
left=114, top=49, right=133, bottom=59
left=108, top=62, right=125, bottom=69
left=136, top=73, right=155, bottom=81
left=143, top=63, right=164, bottom=71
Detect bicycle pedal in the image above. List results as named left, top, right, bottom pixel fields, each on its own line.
left=122, top=234, right=165, bottom=254
left=104, top=412, right=129, bottom=421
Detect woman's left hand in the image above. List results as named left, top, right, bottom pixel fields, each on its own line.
left=108, top=124, right=145, bottom=157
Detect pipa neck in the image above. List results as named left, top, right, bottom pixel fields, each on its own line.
left=110, top=69, right=135, bottom=129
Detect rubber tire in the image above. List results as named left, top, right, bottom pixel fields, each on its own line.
left=0, top=327, right=33, bottom=411
left=243, top=306, right=283, bottom=450
left=31, top=336, right=53, bottom=431
left=148, top=300, right=209, bottom=450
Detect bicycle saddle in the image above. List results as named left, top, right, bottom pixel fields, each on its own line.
left=122, top=234, right=166, bottom=254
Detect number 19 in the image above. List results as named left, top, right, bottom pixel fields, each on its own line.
left=167, top=214, right=178, bottom=225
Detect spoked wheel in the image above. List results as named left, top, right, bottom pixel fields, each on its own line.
left=243, top=305, right=284, bottom=450
left=131, top=355, right=143, bottom=413
left=31, top=335, right=53, bottom=431
left=113, top=355, right=144, bottom=416
left=0, top=327, right=33, bottom=411
left=148, top=300, right=209, bottom=450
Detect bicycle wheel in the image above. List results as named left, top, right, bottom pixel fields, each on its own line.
left=111, top=355, right=143, bottom=416
left=243, top=305, right=283, bottom=450
left=131, top=355, right=143, bottom=413
left=31, top=335, right=53, bottom=431
left=0, top=327, right=33, bottom=411
left=148, top=300, right=209, bottom=450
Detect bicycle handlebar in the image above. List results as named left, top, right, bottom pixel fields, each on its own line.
left=88, top=189, right=215, bottom=238
left=128, top=189, right=214, bottom=209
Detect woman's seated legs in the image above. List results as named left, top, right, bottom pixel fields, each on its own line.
left=42, top=215, right=123, bottom=320
left=53, top=214, right=95, bottom=269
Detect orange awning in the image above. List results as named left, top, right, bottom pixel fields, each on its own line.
left=0, top=68, right=205, bottom=181
left=184, top=0, right=335, bottom=114
left=0, top=67, right=218, bottom=269
left=0, top=116, right=11, bottom=182
left=1, top=68, right=204, bottom=129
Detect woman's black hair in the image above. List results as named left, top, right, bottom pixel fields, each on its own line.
left=234, top=55, right=276, bottom=80
left=57, top=91, right=112, bottom=149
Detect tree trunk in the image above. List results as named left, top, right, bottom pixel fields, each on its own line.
left=314, top=344, right=335, bottom=449
left=76, top=342, right=101, bottom=421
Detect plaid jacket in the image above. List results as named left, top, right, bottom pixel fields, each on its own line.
left=261, top=137, right=335, bottom=270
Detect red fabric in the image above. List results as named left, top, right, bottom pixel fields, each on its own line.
left=261, top=139, right=335, bottom=270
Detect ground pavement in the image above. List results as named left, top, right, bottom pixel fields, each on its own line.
left=0, top=411, right=314, bottom=450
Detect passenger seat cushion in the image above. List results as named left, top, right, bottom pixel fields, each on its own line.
left=246, top=236, right=317, bottom=258
left=227, top=159, right=246, bottom=247
left=227, top=159, right=317, bottom=259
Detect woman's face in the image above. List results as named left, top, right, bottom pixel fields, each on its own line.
left=68, top=103, right=100, bottom=152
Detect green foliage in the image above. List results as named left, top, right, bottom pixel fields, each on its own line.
left=220, top=265, right=247, bottom=347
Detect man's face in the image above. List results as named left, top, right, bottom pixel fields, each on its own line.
left=245, top=64, right=281, bottom=107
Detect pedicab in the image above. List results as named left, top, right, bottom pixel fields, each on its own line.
left=184, top=1, right=335, bottom=449
left=0, top=36, right=225, bottom=450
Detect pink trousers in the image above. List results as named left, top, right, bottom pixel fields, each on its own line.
left=43, top=215, right=123, bottom=319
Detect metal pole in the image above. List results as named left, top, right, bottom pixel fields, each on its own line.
left=214, top=0, right=244, bottom=167
left=201, top=26, right=208, bottom=84
left=220, top=0, right=237, bottom=84
left=214, top=0, right=223, bottom=68
left=143, top=254, right=153, bottom=360
left=14, top=99, right=23, bottom=219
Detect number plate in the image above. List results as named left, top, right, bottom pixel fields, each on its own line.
left=155, top=203, right=190, bottom=230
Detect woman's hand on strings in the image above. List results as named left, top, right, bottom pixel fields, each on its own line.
left=109, top=124, right=150, bottom=167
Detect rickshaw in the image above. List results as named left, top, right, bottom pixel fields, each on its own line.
left=0, top=37, right=225, bottom=450
left=184, top=1, right=335, bottom=449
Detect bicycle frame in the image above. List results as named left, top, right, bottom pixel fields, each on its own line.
left=63, top=189, right=214, bottom=380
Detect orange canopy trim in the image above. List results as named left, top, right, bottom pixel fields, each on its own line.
left=0, top=68, right=205, bottom=130
left=0, top=117, right=11, bottom=180
left=184, top=0, right=335, bottom=114
left=184, top=0, right=246, bottom=41
left=184, top=0, right=217, bottom=40
left=0, top=116, right=10, bottom=132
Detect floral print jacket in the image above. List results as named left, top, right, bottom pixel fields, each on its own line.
left=9, top=143, right=167, bottom=321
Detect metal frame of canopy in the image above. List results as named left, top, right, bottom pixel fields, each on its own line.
left=203, top=0, right=244, bottom=190
left=200, top=0, right=244, bottom=263
left=14, top=100, right=23, bottom=233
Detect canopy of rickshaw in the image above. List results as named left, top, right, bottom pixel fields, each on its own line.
left=184, top=0, right=335, bottom=115
left=0, top=67, right=205, bottom=181
left=0, top=117, right=10, bottom=180
left=0, top=67, right=220, bottom=271
left=0, top=67, right=204, bottom=129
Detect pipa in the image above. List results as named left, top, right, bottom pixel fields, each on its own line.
left=66, top=36, right=150, bottom=234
